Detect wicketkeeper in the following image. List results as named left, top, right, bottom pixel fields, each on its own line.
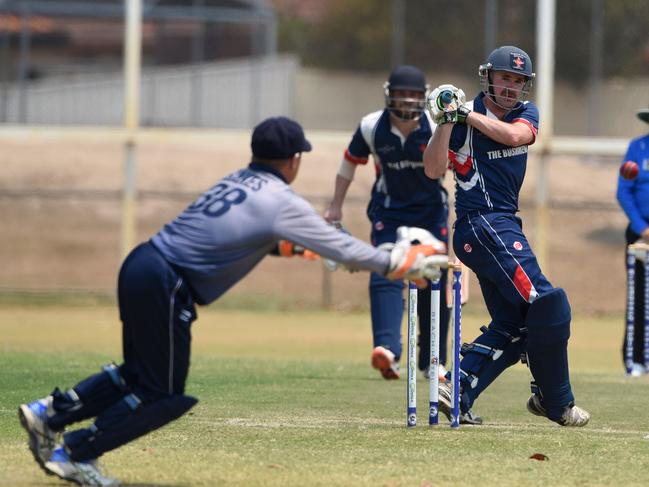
left=18, top=116, right=448, bottom=486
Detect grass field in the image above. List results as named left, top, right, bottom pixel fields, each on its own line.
left=2, top=299, right=649, bottom=486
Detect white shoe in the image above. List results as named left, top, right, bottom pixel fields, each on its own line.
left=422, top=363, right=448, bottom=382
left=371, top=346, right=400, bottom=380
left=45, top=446, right=120, bottom=486
left=437, top=382, right=483, bottom=425
left=527, top=394, right=590, bottom=427
left=18, top=396, right=58, bottom=468
left=629, top=363, right=646, bottom=377
left=559, top=404, right=591, bottom=427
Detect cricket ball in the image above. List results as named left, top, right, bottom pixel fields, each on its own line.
left=620, top=161, right=639, bottom=180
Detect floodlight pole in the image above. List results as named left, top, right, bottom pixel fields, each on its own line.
left=121, top=0, right=142, bottom=259
left=535, top=0, right=555, bottom=273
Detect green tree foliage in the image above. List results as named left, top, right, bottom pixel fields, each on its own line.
left=602, top=1, right=649, bottom=77
left=277, top=0, right=649, bottom=82
left=279, top=0, right=391, bottom=70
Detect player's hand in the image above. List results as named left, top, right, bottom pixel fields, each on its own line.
left=426, top=84, right=466, bottom=125
left=324, top=204, right=343, bottom=223
left=456, top=100, right=472, bottom=124
left=641, top=228, right=649, bottom=243
left=278, top=240, right=320, bottom=260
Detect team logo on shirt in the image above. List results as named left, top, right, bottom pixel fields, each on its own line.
left=463, top=243, right=472, bottom=253
left=513, top=241, right=523, bottom=251
left=375, top=221, right=384, bottom=231
left=376, top=144, right=396, bottom=155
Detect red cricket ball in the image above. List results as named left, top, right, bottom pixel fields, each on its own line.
left=620, top=161, right=640, bottom=180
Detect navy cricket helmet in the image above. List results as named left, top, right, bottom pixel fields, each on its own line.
left=479, top=46, right=535, bottom=108
left=384, top=65, right=429, bottom=121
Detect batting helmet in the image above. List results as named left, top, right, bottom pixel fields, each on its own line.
left=479, top=46, right=535, bottom=108
left=384, top=65, right=429, bottom=121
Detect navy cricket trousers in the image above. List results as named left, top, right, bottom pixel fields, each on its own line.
left=453, top=211, right=554, bottom=321
left=117, top=241, right=197, bottom=400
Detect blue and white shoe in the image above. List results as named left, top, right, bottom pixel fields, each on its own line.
left=18, top=396, right=58, bottom=469
left=45, top=446, right=120, bottom=487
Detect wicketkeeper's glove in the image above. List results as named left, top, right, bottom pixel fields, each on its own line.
left=277, top=240, right=320, bottom=260
left=381, top=226, right=448, bottom=288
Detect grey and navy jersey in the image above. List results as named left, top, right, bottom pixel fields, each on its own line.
left=345, top=109, right=447, bottom=218
left=151, top=163, right=390, bottom=305
left=448, top=93, right=539, bottom=220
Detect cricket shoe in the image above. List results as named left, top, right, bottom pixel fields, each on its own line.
left=526, top=394, right=590, bottom=427
left=422, top=363, right=448, bottom=382
left=371, top=346, right=400, bottom=380
left=45, top=446, right=120, bottom=486
left=18, top=395, right=58, bottom=470
left=629, top=363, right=646, bottom=377
left=437, top=381, right=483, bottom=425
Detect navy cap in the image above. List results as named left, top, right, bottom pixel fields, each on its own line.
left=251, top=116, right=312, bottom=160
left=637, top=109, right=649, bottom=124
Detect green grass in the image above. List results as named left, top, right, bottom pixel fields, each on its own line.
left=1, top=303, right=649, bottom=486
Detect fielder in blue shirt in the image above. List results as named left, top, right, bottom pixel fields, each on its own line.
left=18, top=116, right=448, bottom=486
left=424, top=46, right=590, bottom=427
left=324, top=65, right=452, bottom=385
left=616, top=111, right=649, bottom=376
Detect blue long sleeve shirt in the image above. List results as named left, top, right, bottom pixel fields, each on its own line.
left=617, top=134, right=649, bottom=235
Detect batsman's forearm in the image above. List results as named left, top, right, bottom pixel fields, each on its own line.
left=466, top=111, right=533, bottom=147
left=424, top=124, right=453, bottom=180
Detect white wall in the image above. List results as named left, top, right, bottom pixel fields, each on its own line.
left=4, top=57, right=649, bottom=138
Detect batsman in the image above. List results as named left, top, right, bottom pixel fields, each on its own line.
left=424, top=46, right=590, bottom=427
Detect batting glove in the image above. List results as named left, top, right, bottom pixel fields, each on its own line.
left=426, top=84, right=466, bottom=125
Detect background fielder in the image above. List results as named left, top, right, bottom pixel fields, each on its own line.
left=324, top=65, right=450, bottom=381
left=616, top=108, right=649, bottom=376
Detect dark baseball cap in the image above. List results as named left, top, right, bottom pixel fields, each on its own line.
left=637, top=109, right=649, bottom=124
left=251, top=116, right=312, bottom=160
